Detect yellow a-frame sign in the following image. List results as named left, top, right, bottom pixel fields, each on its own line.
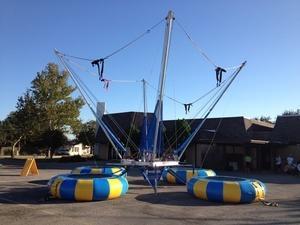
left=20, top=158, right=39, bottom=176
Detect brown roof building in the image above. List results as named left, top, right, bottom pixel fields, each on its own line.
left=269, top=115, right=300, bottom=163
left=271, top=115, right=300, bottom=144
left=95, top=112, right=275, bottom=171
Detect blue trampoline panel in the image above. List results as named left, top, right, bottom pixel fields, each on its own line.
left=93, top=178, right=110, bottom=200
left=207, top=181, right=223, bottom=202
left=60, top=179, right=77, bottom=200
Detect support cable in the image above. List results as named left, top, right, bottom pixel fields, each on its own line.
left=60, top=53, right=142, bottom=83
left=102, top=18, right=165, bottom=60
left=56, top=52, right=124, bottom=158
left=175, top=19, right=241, bottom=71
left=177, top=62, right=247, bottom=160
left=163, top=62, right=246, bottom=158
left=62, top=53, right=236, bottom=113
left=175, top=19, right=217, bottom=68
left=165, top=77, right=228, bottom=153
left=56, top=18, right=165, bottom=63
left=60, top=54, right=141, bottom=153
left=199, top=117, right=223, bottom=168
left=59, top=54, right=137, bottom=156
left=145, top=71, right=237, bottom=109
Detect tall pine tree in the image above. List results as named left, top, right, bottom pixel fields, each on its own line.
left=31, top=63, right=84, bottom=131
left=1, top=63, right=85, bottom=157
left=30, top=63, right=84, bottom=156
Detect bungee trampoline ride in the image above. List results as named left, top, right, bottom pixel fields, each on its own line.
left=187, top=176, right=266, bottom=203
left=71, top=166, right=126, bottom=176
left=47, top=10, right=270, bottom=204
left=162, top=167, right=216, bottom=184
left=49, top=173, right=128, bottom=201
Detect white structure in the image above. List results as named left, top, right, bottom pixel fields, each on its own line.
left=94, top=102, right=107, bottom=159
left=56, top=143, right=91, bottom=156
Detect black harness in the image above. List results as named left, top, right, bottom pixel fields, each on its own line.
left=215, top=67, right=227, bottom=87
left=91, top=58, right=105, bottom=80
left=184, top=103, right=193, bottom=114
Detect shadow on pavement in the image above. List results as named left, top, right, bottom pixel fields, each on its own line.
left=135, top=191, right=223, bottom=207
left=0, top=185, right=93, bottom=205
left=28, top=179, right=49, bottom=185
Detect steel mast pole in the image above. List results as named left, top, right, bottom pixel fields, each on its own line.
left=152, top=11, right=175, bottom=160
left=142, top=78, right=148, bottom=161
left=142, top=79, right=147, bottom=121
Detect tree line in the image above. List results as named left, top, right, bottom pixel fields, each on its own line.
left=253, top=109, right=300, bottom=124
left=0, top=63, right=96, bottom=158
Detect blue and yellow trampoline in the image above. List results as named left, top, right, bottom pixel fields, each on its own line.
left=49, top=174, right=128, bottom=201
left=187, top=176, right=266, bottom=203
left=162, top=168, right=216, bottom=184
left=71, top=166, right=126, bottom=176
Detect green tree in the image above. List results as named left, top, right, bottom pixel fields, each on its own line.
left=15, top=90, right=40, bottom=145
left=0, top=112, right=23, bottom=157
left=40, top=129, right=68, bottom=158
left=30, top=63, right=84, bottom=157
left=0, top=121, right=4, bottom=147
left=125, top=123, right=140, bottom=157
left=31, top=63, right=84, bottom=132
left=77, top=120, right=96, bottom=146
left=1, top=63, right=84, bottom=157
left=175, top=119, right=191, bottom=145
left=282, top=109, right=300, bottom=116
left=0, top=63, right=84, bottom=157
left=165, top=119, right=191, bottom=151
left=253, top=116, right=273, bottom=124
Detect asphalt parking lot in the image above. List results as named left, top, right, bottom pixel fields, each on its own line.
left=0, top=158, right=299, bottom=225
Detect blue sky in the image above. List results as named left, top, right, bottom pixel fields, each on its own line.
left=1, top=0, right=300, bottom=122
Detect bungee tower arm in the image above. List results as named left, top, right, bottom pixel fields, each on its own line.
left=55, top=49, right=126, bottom=159
left=175, top=61, right=247, bottom=160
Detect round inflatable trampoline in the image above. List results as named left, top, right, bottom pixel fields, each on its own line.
left=162, top=168, right=216, bottom=184
left=49, top=174, right=128, bottom=201
left=71, top=166, right=126, bottom=176
left=187, top=176, right=266, bottom=203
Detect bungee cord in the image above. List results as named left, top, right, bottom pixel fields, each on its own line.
left=57, top=17, right=165, bottom=86
left=57, top=54, right=123, bottom=158
left=57, top=53, right=147, bottom=154
left=176, top=62, right=246, bottom=160
left=174, top=18, right=244, bottom=89
left=175, top=18, right=241, bottom=71
left=164, top=73, right=230, bottom=153
left=144, top=68, right=239, bottom=114
left=60, top=48, right=243, bottom=129
left=162, top=63, right=245, bottom=156
left=58, top=52, right=142, bottom=91
left=102, top=18, right=165, bottom=61
left=63, top=49, right=241, bottom=118
left=58, top=15, right=241, bottom=94
left=58, top=15, right=240, bottom=98
left=56, top=52, right=93, bottom=62
left=57, top=18, right=165, bottom=63
left=58, top=53, right=141, bottom=154
left=175, top=19, right=218, bottom=68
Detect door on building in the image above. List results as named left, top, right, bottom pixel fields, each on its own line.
left=257, top=146, right=271, bottom=170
